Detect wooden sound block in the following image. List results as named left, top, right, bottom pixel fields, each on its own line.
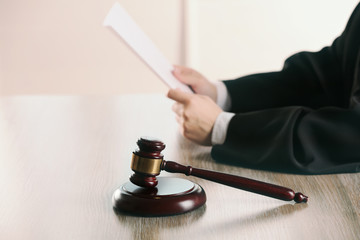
left=113, top=177, right=206, bottom=217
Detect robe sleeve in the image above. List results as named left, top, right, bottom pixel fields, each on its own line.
left=223, top=44, right=344, bottom=113
left=211, top=106, right=360, bottom=174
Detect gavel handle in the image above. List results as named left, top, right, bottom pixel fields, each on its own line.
left=161, top=160, right=308, bottom=203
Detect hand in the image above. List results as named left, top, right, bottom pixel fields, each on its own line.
left=173, top=65, right=217, bottom=102
left=167, top=88, right=223, bottom=146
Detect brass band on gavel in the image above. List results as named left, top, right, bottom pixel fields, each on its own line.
left=131, top=154, right=163, bottom=175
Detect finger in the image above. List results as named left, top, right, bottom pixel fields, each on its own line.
left=172, top=102, right=183, bottom=116
left=167, top=89, right=191, bottom=104
left=175, top=114, right=183, bottom=125
left=173, top=65, right=193, bottom=73
left=172, top=65, right=199, bottom=85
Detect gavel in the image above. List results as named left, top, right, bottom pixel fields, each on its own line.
left=130, top=137, right=308, bottom=203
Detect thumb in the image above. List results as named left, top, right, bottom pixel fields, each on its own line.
left=167, top=88, right=192, bottom=104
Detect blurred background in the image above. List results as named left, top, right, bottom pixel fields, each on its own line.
left=0, top=0, right=358, bottom=95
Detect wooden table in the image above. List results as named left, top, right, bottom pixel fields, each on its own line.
left=0, top=95, right=359, bottom=240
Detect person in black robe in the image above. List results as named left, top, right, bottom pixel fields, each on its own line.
left=168, top=3, right=360, bottom=174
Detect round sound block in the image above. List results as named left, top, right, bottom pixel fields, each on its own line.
left=113, top=177, right=206, bottom=217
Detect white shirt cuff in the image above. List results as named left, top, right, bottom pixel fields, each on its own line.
left=215, top=81, right=232, bottom=111
left=211, top=111, right=235, bottom=145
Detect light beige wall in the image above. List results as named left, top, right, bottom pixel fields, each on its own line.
left=1, top=1, right=359, bottom=95
left=0, top=0, right=183, bottom=95
left=186, top=0, right=359, bottom=82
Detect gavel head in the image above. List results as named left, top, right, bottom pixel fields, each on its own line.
left=129, top=137, right=166, bottom=188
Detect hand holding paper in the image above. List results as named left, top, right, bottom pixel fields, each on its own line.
left=103, top=2, right=193, bottom=93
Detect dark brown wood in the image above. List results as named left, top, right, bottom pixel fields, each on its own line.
left=134, top=137, right=166, bottom=159
left=131, top=137, right=308, bottom=203
left=129, top=174, right=158, bottom=188
left=129, top=137, right=166, bottom=188
left=161, top=161, right=308, bottom=203
left=113, top=177, right=206, bottom=217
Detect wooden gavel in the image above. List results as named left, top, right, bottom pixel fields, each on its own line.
left=130, top=137, right=308, bottom=203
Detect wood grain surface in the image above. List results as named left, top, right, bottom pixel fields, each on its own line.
left=0, top=95, right=359, bottom=240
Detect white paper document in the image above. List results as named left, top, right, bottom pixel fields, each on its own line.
left=103, top=2, right=192, bottom=93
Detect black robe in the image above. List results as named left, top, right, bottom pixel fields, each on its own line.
left=211, top=4, right=360, bottom=174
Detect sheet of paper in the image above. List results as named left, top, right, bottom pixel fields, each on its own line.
left=103, top=2, right=192, bottom=93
